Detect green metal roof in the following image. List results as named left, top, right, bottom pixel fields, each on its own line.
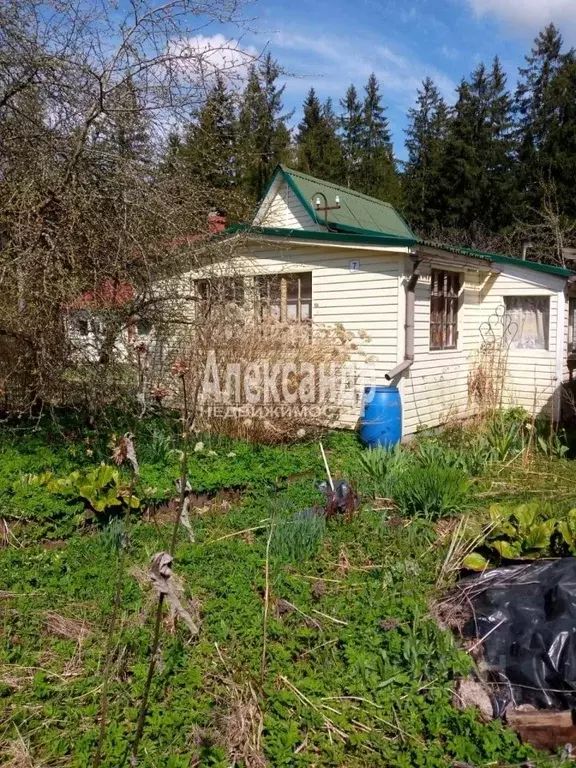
left=418, top=240, right=573, bottom=278
left=227, top=223, right=417, bottom=248
left=275, top=165, right=417, bottom=240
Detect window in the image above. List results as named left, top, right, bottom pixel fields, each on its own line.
left=70, top=311, right=90, bottom=337
left=136, top=319, right=152, bottom=336
left=195, top=277, right=245, bottom=314
left=430, top=269, right=460, bottom=350
left=257, top=273, right=312, bottom=323
left=69, top=311, right=104, bottom=337
left=504, top=296, right=549, bottom=350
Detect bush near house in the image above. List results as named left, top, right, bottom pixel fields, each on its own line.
left=0, top=409, right=571, bottom=766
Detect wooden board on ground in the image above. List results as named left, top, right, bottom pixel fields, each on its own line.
left=506, top=708, right=576, bottom=753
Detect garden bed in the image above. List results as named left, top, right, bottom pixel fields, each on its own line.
left=0, top=410, right=574, bottom=766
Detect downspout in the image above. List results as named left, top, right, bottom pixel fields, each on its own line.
left=385, top=253, right=421, bottom=381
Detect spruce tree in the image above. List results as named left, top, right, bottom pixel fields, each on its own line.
left=437, top=60, right=516, bottom=237
left=94, top=76, right=151, bottom=171
left=358, top=73, right=400, bottom=204
left=237, top=54, right=291, bottom=201
left=484, top=57, right=518, bottom=231
left=296, top=88, right=344, bottom=183
left=339, top=84, right=363, bottom=188
left=515, top=24, right=564, bottom=212
left=540, top=50, right=576, bottom=218
left=403, top=77, right=448, bottom=231
left=177, top=74, right=237, bottom=202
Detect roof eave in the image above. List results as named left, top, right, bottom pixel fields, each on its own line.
left=226, top=224, right=416, bottom=248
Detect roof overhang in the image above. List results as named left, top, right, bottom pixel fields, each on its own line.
left=226, top=224, right=416, bottom=251
left=416, top=244, right=497, bottom=273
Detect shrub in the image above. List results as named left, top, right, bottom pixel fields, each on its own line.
left=269, top=509, right=326, bottom=562
left=388, top=464, right=471, bottom=519
left=414, top=437, right=492, bottom=477
left=358, top=445, right=413, bottom=496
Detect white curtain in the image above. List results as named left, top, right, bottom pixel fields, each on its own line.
left=505, top=297, right=549, bottom=349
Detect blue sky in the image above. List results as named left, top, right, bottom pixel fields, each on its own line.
left=195, top=0, right=575, bottom=161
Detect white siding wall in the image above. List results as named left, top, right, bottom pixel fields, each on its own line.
left=255, top=180, right=319, bottom=230
left=161, top=238, right=567, bottom=434
left=229, top=247, right=401, bottom=425
left=400, top=261, right=565, bottom=435
left=474, top=268, right=563, bottom=418
left=171, top=245, right=403, bottom=426
left=401, top=262, right=482, bottom=435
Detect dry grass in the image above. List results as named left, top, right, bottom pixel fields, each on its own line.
left=130, top=564, right=201, bottom=633
left=221, top=682, right=267, bottom=768
left=468, top=340, right=509, bottom=415
left=1, top=733, right=36, bottom=768
left=43, top=612, right=92, bottom=642
left=165, top=311, right=365, bottom=443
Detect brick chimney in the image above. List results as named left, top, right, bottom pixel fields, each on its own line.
left=208, top=211, right=227, bottom=234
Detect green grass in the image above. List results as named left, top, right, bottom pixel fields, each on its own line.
left=0, top=412, right=567, bottom=767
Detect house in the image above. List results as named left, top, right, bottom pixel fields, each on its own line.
left=187, top=165, right=576, bottom=437
left=66, top=165, right=576, bottom=437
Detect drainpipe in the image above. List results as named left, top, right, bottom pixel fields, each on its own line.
left=385, top=254, right=421, bottom=381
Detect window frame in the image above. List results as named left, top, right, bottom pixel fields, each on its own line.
left=256, top=272, right=312, bottom=324
left=195, top=277, right=245, bottom=315
left=429, top=269, right=461, bottom=351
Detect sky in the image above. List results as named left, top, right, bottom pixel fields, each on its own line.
left=192, top=0, right=576, bottom=161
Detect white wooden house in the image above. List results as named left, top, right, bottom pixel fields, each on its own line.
left=67, top=165, right=576, bottom=437
left=200, top=166, right=576, bottom=436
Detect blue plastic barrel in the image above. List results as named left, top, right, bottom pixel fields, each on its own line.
left=360, top=385, right=402, bottom=448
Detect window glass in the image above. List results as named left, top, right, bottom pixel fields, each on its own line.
left=504, top=296, right=549, bottom=350
left=256, top=273, right=312, bottom=323
left=430, top=269, right=460, bottom=350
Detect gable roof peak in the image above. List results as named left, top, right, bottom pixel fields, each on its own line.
left=264, top=164, right=416, bottom=241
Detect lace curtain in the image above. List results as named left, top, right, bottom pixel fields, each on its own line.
left=504, top=296, right=549, bottom=350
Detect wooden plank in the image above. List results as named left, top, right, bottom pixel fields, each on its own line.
left=506, top=708, right=576, bottom=752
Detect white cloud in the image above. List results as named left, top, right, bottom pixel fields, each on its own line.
left=271, top=31, right=456, bottom=105
left=468, top=0, right=575, bottom=32
left=168, top=34, right=259, bottom=87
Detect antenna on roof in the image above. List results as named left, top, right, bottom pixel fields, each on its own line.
left=312, top=191, right=341, bottom=229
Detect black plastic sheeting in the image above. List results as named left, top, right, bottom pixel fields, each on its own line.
left=462, top=558, right=576, bottom=713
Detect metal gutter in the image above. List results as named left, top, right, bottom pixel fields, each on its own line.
left=385, top=254, right=421, bottom=381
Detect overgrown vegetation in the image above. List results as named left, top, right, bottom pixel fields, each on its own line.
left=0, top=408, right=574, bottom=766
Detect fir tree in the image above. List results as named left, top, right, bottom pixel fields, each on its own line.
left=339, top=84, right=363, bottom=188
left=94, top=76, right=151, bottom=171
left=403, top=77, right=448, bottom=231
left=540, top=50, right=576, bottom=217
left=177, top=74, right=237, bottom=202
left=358, top=73, right=400, bottom=203
left=437, top=60, right=516, bottom=237
left=296, top=88, right=344, bottom=183
left=237, top=54, right=291, bottom=201
left=515, top=24, right=565, bottom=212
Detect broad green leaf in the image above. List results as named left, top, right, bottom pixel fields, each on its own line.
left=78, top=484, right=94, bottom=500
left=559, top=521, right=576, bottom=549
left=489, top=504, right=506, bottom=524
left=492, top=540, right=520, bottom=559
left=514, top=503, right=538, bottom=531
left=495, top=521, right=516, bottom=538
left=463, top=552, right=491, bottom=571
